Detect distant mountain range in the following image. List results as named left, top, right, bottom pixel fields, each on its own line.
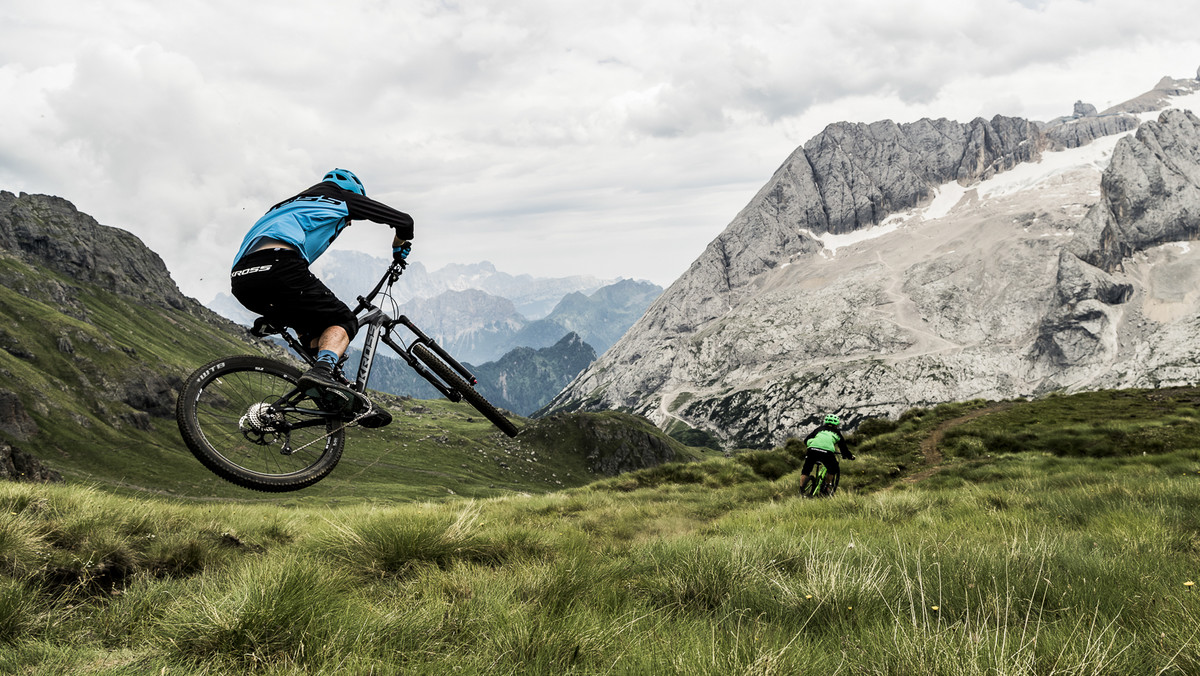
left=209, top=251, right=662, bottom=361
left=209, top=254, right=617, bottom=327
left=329, top=272, right=659, bottom=415
left=346, top=332, right=597, bottom=416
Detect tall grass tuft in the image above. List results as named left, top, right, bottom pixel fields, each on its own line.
left=0, top=578, right=35, bottom=642
left=157, top=552, right=353, bottom=670
left=0, top=512, right=44, bottom=575
left=310, top=502, right=517, bottom=576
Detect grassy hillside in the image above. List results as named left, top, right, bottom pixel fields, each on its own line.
left=1, top=388, right=1198, bottom=673
left=0, top=253, right=712, bottom=503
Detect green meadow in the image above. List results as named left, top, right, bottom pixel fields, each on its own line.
left=2, top=390, right=1199, bottom=674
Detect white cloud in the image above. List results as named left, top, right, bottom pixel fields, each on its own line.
left=1, top=0, right=1198, bottom=303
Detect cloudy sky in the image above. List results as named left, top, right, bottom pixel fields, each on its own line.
left=2, top=1, right=1198, bottom=303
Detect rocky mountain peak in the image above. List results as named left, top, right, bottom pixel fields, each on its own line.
left=0, top=191, right=191, bottom=311
left=545, top=81, right=1200, bottom=449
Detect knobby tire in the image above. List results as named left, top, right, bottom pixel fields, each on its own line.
left=176, top=356, right=345, bottom=492
left=802, top=462, right=840, bottom=498
left=822, top=468, right=840, bottom=497
left=411, top=343, right=519, bottom=437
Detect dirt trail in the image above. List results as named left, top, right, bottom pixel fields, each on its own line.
left=901, top=401, right=1015, bottom=484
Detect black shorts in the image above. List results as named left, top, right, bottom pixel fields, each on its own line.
left=802, top=448, right=840, bottom=476
left=230, top=248, right=357, bottom=346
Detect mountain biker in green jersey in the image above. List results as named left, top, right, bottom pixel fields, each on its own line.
left=230, top=169, right=414, bottom=411
left=798, top=414, right=855, bottom=494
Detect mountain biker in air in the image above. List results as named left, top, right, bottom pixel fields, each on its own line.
left=798, top=414, right=855, bottom=495
left=230, top=168, right=414, bottom=413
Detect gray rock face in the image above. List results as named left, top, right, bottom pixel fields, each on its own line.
left=1043, top=114, right=1139, bottom=150
left=0, top=441, right=62, bottom=483
left=0, top=389, right=38, bottom=440
left=1074, top=101, right=1098, bottom=117
left=805, top=116, right=1044, bottom=236
left=1075, top=110, right=1200, bottom=272
left=0, top=192, right=190, bottom=311
left=545, top=96, right=1200, bottom=448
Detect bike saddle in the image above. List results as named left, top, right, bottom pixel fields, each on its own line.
left=250, top=317, right=283, bottom=337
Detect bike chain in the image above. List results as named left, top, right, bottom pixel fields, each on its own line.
left=282, top=395, right=375, bottom=456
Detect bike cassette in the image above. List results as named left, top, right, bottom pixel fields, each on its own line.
left=239, top=402, right=282, bottom=444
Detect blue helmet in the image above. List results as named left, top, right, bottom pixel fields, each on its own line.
left=322, top=168, right=366, bottom=196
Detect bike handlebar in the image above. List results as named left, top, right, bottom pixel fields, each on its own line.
left=354, top=260, right=407, bottom=315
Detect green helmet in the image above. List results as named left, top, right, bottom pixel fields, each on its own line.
left=823, top=414, right=841, bottom=426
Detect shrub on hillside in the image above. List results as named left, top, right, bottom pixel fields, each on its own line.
left=733, top=449, right=800, bottom=480
left=670, top=427, right=722, bottom=450
left=783, top=438, right=806, bottom=461
left=592, top=459, right=761, bottom=492
left=855, top=417, right=899, bottom=438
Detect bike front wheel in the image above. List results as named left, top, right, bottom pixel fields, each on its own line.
left=801, top=463, right=827, bottom=498
left=176, top=356, right=346, bottom=492
left=412, top=343, right=519, bottom=437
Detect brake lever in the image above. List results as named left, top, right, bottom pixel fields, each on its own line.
left=388, top=259, right=406, bottom=283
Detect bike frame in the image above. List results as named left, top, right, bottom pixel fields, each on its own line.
left=804, top=458, right=841, bottom=498
left=253, top=261, right=478, bottom=410
left=812, top=462, right=828, bottom=491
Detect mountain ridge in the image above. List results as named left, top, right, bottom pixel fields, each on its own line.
left=0, top=190, right=699, bottom=498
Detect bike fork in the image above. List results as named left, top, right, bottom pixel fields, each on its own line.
left=395, top=315, right=479, bottom=386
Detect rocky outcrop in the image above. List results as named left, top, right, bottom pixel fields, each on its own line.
left=0, top=192, right=191, bottom=311
left=121, top=370, right=183, bottom=418
left=1043, top=113, right=1140, bottom=150
left=519, top=412, right=685, bottom=476
left=0, top=442, right=62, bottom=483
left=0, top=390, right=38, bottom=440
left=1074, top=110, right=1200, bottom=272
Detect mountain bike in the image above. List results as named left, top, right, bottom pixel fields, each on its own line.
left=176, top=260, right=520, bottom=492
left=800, top=454, right=852, bottom=498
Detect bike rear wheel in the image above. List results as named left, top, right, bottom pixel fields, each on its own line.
left=820, top=469, right=840, bottom=497
left=176, top=356, right=345, bottom=492
left=411, top=343, right=519, bottom=437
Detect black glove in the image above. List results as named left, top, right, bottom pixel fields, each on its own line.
left=843, top=452, right=856, bottom=461
left=392, top=241, right=412, bottom=263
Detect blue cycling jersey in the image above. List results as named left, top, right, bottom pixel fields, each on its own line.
left=233, top=193, right=350, bottom=265
left=232, top=182, right=414, bottom=268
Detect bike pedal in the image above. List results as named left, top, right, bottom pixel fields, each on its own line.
left=312, top=389, right=356, bottom=415
left=357, top=407, right=393, bottom=428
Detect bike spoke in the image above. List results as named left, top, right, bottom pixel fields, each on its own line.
left=180, top=358, right=344, bottom=489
